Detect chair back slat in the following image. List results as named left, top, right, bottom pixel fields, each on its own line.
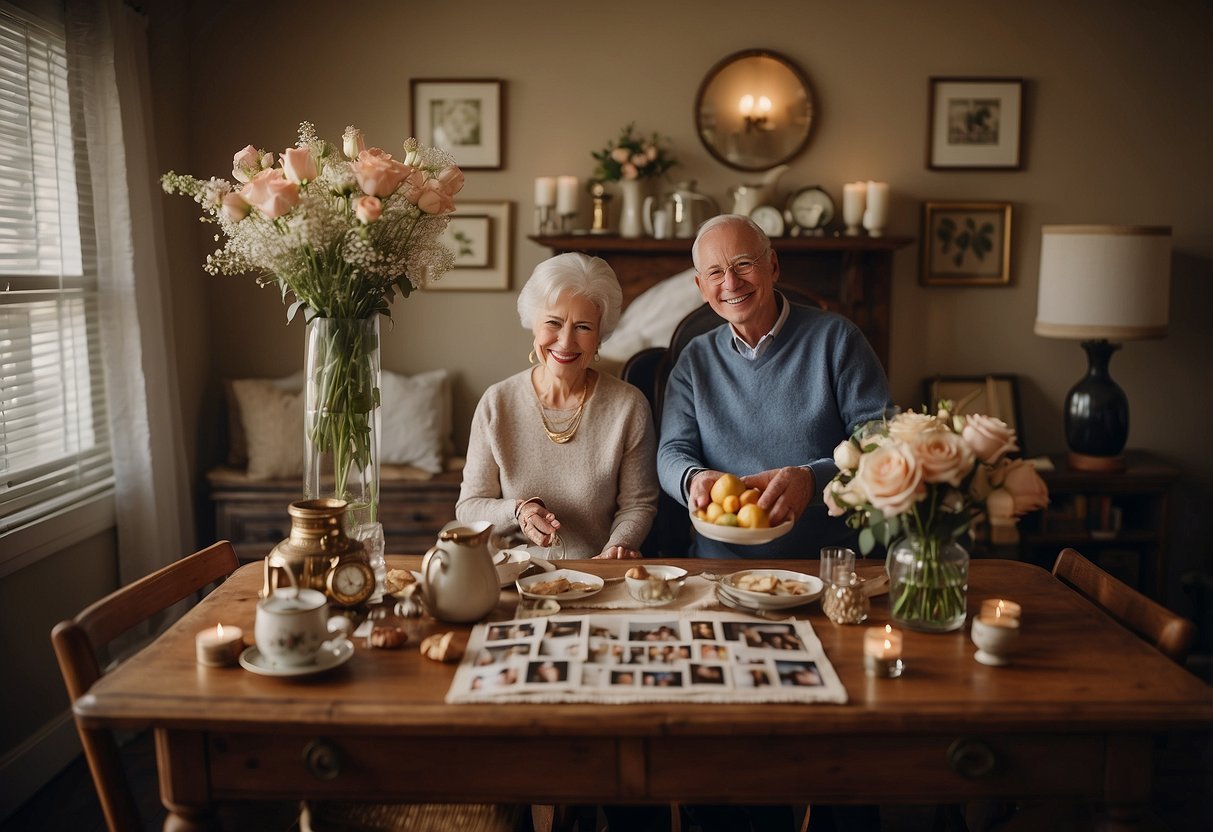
left=50, top=540, right=240, bottom=832
left=1052, top=547, right=1197, bottom=665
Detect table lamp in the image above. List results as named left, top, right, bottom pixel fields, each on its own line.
left=1034, top=225, right=1171, bottom=472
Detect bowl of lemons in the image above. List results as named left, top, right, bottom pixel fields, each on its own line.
left=688, top=473, right=794, bottom=545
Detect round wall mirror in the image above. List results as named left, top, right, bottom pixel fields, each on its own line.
left=694, top=49, right=815, bottom=172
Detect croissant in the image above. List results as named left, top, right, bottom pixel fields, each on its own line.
left=420, top=631, right=467, bottom=663
left=368, top=624, right=407, bottom=649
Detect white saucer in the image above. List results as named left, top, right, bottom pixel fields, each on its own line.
left=239, top=639, right=354, bottom=677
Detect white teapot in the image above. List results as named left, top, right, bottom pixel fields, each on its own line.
left=729, top=164, right=789, bottom=217
left=422, top=520, right=501, bottom=623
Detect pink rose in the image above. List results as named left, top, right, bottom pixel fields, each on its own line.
left=985, top=487, right=1016, bottom=521
left=853, top=443, right=924, bottom=517
left=240, top=169, right=300, bottom=219
left=631, top=152, right=649, bottom=168
left=645, top=145, right=658, bottom=161
left=961, top=414, right=1019, bottom=464
left=832, top=439, right=861, bottom=473
left=887, top=411, right=946, bottom=443
left=220, top=192, right=251, bottom=222
left=910, top=430, right=975, bottom=487
left=416, top=181, right=456, bottom=214
left=280, top=147, right=318, bottom=184
left=436, top=165, right=465, bottom=196
left=610, top=147, right=630, bottom=163
left=352, top=149, right=411, bottom=198
left=354, top=195, right=381, bottom=224
left=232, top=144, right=272, bottom=184
left=999, top=459, right=1049, bottom=515
left=621, top=162, right=639, bottom=180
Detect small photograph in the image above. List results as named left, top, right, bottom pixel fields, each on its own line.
left=689, top=663, right=728, bottom=686
left=470, top=663, right=522, bottom=693
left=646, top=643, right=692, bottom=665
left=688, top=620, right=719, bottom=640
left=735, top=666, right=775, bottom=689
left=627, top=645, right=648, bottom=664
left=629, top=621, right=680, bottom=642
left=486, top=621, right=537, bottom=642
left=525, top=659, right=570, bottom=685
left=776, top=660, right=824, bottom=688
left=755, top=629, right=805, bottom=652
left=474, top=642, right=532, bottom=666
left=589, top=619, right=621, bottom=640
left=697, top=642, right=730, bottom=661
left=581, top=665, right=608, bottom=687
left=546, top=619, right=585, bottom=639
left=609, top=669, right=638, bottom=687
left=641, top=670, right=685, bottom=688
left=588, top=640, right=627, bottom=665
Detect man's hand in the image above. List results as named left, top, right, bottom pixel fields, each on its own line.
left=743, top=467, right=815, bottom=526
left=688, top=469, right=729, bottom=511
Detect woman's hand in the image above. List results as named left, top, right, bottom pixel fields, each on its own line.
left=518, top=500, right=560, bottom=547
left=594, top=545, right=642, bottom=560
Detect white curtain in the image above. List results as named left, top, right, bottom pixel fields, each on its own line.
left=66, top=0, right=193, bottom=583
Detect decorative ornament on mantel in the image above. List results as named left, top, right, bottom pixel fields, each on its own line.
left=162, top=121, right=465, bottom=528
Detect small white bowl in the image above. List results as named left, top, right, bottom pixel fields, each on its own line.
left=493, top=548, right=532, bottom=587
left=624, top=565, right=688, bottom=606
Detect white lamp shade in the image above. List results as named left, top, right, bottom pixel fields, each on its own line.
left=1035, top=225, right=1171, bottom=340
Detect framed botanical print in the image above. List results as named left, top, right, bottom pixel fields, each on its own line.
left=410, top=78, right=504, bottom=170
left=920, top=201, right=1013, bottom=286
left=429, top=201, right=512, bottom=291
left=927, top=77, right=1024, bottom=170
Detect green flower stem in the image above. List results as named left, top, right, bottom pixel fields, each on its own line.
left=888, top=534, right=967, bottom=630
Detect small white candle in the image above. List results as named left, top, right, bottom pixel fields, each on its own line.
left=842, top=182, right=867, bottom=233
left=862, top=181, right=889, bottom=236
left=556, top=175, right=579, bottom=215
left=971, top=614, right=1021, bottom=665
left=980, top=598, right=1022, bottom=622
left=534, top=177, right=556, bottom=208
left=196, top=623, right=243, bottom=667
left=863, top=624, right=904, bottom=677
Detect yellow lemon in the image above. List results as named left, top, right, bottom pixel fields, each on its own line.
left=739, top=488, right=761, bottom=507
left=710, top=473, right=745, bottom=505
left=714, top=512, right=739, bottom=527
left=722, top=494, right=741, bottom=515
left=737, top=503, right=770, bottom=529
left=705, top=502, right=724, bottom=523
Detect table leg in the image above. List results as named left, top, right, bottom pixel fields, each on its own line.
left=1096, top=734, right=1153, bottom=832
left=155, top=729, right=219, bottom=831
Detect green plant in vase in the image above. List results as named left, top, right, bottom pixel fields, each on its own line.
left=823, top=404, right=1048, bottom=632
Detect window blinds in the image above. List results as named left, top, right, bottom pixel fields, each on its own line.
left=0, top=4, right=112, bottom=533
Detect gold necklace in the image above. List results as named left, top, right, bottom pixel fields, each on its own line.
left=536, top=375, right=588, bottom=444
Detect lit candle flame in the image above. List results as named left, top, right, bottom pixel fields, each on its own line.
left=216, top=623, right=225, bottom=638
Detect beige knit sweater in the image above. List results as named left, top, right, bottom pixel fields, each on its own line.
left=456, top=369, right=658, bottom=557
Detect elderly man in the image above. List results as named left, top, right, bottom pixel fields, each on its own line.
left=657, top=214, right=891, bottom=559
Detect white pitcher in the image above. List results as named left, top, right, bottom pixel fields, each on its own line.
left=422, top=520, right=501, bottom=623
left=729, top=164, right=789, bottom=217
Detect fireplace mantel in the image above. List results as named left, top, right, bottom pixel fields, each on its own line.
left=528, top=234, right=913, bottom=369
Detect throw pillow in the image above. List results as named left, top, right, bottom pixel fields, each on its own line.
left=379, top=369, right=451, bottom=474
left=230, top=379, right=305, bottom=480
left=225, top=371, right=304, bottom=467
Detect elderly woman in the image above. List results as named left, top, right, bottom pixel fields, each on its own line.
left=457, top=253, right=657, bottom=559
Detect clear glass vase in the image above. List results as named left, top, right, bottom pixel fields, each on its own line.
left=886, top=534, right=969, bottom=633
left=303, top=317, right=380, bottom=530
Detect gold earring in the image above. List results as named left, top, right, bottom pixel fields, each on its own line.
left=528, top=349, right=536, bottom=365
left=593, top=352, right=601, bottom=363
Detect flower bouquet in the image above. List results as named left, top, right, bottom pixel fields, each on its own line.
left=591, top=123, right=677, bottom=181
left=162, top=122, right=464, bottom=524
left=823, top=404, right=1048, bottom=631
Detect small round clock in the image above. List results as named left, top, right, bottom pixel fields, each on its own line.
left=786, top=186, right=835, bottom=231
left=749, top=204, right=786, bottom=238
left=326, top=559, right=376, bottom=607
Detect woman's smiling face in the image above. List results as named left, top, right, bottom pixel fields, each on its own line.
left=532, top=291, right=602, bottom=383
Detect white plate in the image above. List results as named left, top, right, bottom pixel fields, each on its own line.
left=516, top=568, right=604, bottom=602
left=238, top=638, right=354, bottom=677
left=689, top=512, right=794, bottom=546
left=719, top=569, right=823, bottom=610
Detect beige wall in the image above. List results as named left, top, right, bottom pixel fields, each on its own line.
left=150, top=0, right=1211, bottom=596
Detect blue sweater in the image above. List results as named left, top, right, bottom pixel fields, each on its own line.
left=657, top=303, right=891, bottom=558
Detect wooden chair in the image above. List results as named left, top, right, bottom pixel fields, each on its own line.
left=50, top=540, right=242, bottom=832
left=1052, top=547, right=1197, bottom=665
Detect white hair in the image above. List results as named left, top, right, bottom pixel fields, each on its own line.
left=517, top=252, right=623, bottom=339
left=691, top=214, right=771, bottom=270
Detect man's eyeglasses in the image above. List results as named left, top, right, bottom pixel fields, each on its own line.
left=699, top=248, right=770, bottom=285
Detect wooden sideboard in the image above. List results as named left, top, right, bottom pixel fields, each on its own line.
left=207, top=466, right=463, bottom=561
left=529, top=233, right=913, bottom=368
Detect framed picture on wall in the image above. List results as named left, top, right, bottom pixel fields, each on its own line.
left=429, top=201, right=512, bottom=291
left=927, top=77, right=1024, bottom=170
left=410, top=78, right=504, bottom=170
left=922, top=374, right=1024, bottom=452
left=919, top=201, right=1013, bottom=286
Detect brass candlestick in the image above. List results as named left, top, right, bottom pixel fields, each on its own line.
left=589, top=181, right=612, bottom=235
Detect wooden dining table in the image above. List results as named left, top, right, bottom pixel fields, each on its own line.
left=75, top=557, right=1211, bottom=831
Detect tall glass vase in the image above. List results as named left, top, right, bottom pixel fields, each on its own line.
left=886, top=534, right=969, bottom=633
left=303, top=316, right=380, bottom=530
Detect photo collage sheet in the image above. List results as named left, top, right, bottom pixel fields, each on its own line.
left=447, top=612, right=848, bottom=704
